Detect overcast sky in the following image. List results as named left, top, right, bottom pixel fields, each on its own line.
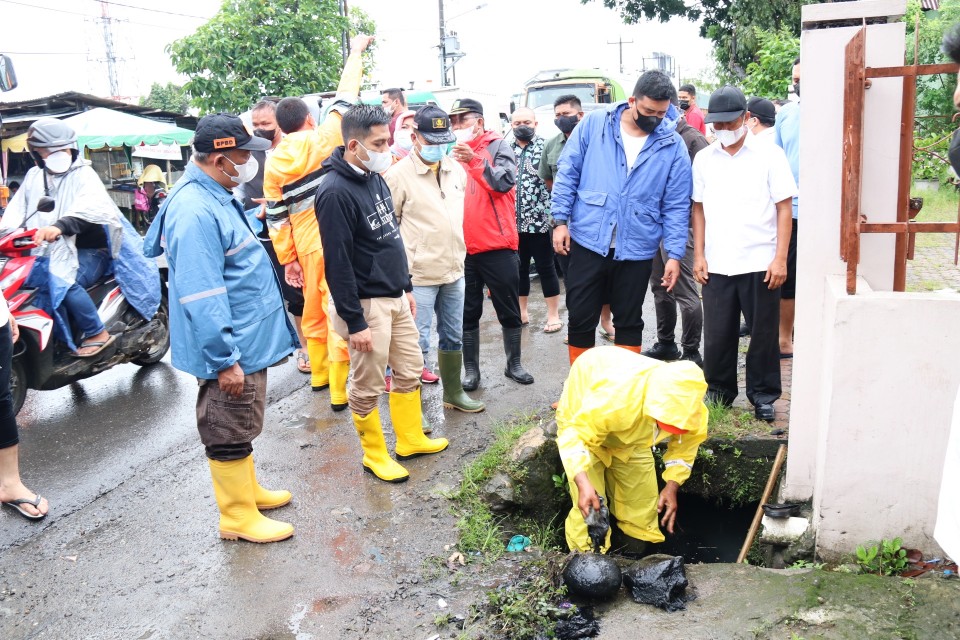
left=0, top=0, right=715, bottom=105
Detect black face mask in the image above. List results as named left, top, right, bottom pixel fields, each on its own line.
left=634, top=109, right=663, bottom=134
left=555, top=115, right=579, bottom=135
left=254, top=128, right=276, bottom=141
left=793, top=81, right=800, bottom=98
left=678, top=100, right=690, bottom=111
left=513, top=125, right=535, bottom=142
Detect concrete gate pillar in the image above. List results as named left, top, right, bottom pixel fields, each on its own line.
left=783, top=0, right=960, bottom=559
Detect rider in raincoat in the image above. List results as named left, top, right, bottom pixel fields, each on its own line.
left=2, top=118, right=160, bottom=355
left=556, top=346, right=708, bottom=552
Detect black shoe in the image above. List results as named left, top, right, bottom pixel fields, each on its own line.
left=755, top=403, right=775, bottom=422
left=502, top=327, right=534, bottom=385
left=680, top=349, right=703, bottom=367
left=705, top=390, right=731, bottom=407
left=642, top=341, right=681, bottom=361
left=462, top=328, right=481, bottom=391
left=739, top=322, right=750, bottom=337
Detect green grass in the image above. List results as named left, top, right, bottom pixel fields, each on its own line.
left=706, top=399, right=773, bottom=440
left=912, top=184, right=959, bottom=249
left=449, top=415, right=542, bottom=560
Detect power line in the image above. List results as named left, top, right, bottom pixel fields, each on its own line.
left=0, top=0, right=202, bottom=31
left=1, top=52, right=90, bottom=55
left=88, top=0, right=208, bottom=20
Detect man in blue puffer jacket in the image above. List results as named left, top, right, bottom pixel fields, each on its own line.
left=551, top=71, right=692, bottom=367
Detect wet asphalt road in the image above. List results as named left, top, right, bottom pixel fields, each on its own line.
left=0, top=288, right=657, bottom=639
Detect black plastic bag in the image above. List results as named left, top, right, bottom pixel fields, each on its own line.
left=621, top=556, right=692, bottom=612
left=555, top=607, right=601, bottom=639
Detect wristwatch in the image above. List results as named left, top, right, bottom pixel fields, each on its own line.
left=552, top=220, right=567, bottom=229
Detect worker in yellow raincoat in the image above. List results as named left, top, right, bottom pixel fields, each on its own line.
left=264, top=35, right=371, bottom=409
left=556, top=346, right=709, bottom=552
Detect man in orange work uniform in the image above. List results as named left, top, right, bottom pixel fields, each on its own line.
left=264, top=35, right=372, bottom=410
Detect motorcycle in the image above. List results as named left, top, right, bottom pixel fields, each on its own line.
left=0, top=197, right=170, bottom=415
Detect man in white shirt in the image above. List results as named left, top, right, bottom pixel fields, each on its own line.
left=691, top=86, right=797, bottom=422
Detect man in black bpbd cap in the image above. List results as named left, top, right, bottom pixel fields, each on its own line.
left=144, top=113, right=301, bottom=543
left=690, top=86, right=796, bottom=424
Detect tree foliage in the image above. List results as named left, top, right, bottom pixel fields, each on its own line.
left=740, top=26, right=799, bottom=99
left=905, top=0, right=960, bottom=179
left=167, top=0, right=376, bottom=114
left=140, top=82, right=190, bottom=114
left=584, top=0, right=812, bottom=80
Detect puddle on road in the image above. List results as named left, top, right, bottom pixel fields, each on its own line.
left=283, top=414, right=340, bottom=434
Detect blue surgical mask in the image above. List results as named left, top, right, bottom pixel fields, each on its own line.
left=418, top=143, right=445, bottom=164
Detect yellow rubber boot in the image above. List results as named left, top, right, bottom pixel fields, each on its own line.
left=353, top=409, right=409, bottom=483
left=247, top=456, right=291, bottom=510
left=390, top=388, right=449, bottom=460
left=307, top=338, right=330, bottom=390
left=208, top=457, right=294, bottom=543
left=329, top=360, right=350, bottom=412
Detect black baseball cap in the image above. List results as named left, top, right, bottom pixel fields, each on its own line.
left=413, top=105, right=456, bottom=144
left=193, top=113, right=271, bottom=153
left=449, top=98, right=484, bottom=116
left=705, top=86, right=747, bottom=124
left=746, top=97, right=776, bottom=125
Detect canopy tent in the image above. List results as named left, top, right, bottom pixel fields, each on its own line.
left=62, top=107, right=193, bottom=151
left=1, top=132, right=28, bottom=153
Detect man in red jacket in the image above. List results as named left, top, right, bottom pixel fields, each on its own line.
left=449, top=98, right=534, bottom=391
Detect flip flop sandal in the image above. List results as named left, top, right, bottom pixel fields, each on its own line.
left=2, top=495, right=47, bottom=521
left=296, top=350, right=311, bottom=374
left=73, top=334, right=117, bottom=359
left=598, top=328, right=615, bottom=343
left=544, top=321, right=564, bottom=334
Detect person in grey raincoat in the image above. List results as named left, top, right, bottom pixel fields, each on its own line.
left=2, top=118, right=160, bottom=357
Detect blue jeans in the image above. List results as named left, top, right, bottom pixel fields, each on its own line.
left=412, top=278, right=465, bottom=360
left=60, top=248, right=110, bottom=341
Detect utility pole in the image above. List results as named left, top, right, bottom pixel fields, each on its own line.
left=607, top=36, right=634, bottom=75
left=339, top=0, right=349, bottom=67
left=438, top=0, right=447, bottom=86
left=98, top=1, right=119, bottom=97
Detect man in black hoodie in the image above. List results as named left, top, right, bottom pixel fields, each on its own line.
left=317, top=105, right=449, bottom=484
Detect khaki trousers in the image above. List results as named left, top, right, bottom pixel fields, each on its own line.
left=332, top=296, right=424, bottom=415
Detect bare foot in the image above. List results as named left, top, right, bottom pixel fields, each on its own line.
left=76, top=329, right=112, bottom=356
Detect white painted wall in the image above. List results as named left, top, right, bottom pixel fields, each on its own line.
left=784, top=0, right=960, bottom=558
left=813, top=278, right=960, bottom=558
left=786, top=8, right=906, bottom=501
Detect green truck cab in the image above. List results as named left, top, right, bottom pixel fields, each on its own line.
left=519, top=69, right=627, bottom=110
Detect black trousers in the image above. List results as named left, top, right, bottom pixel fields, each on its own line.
left=518, top=232, right=561, bottom=298
left=464, top=250, right=523, bottom=331
left=259, top=236, right=305, bottom=317
left=566, top=240, right=652, bottom=348
left=701, top=271, right=781, bottom=407
left=0, top=322, right=17, bottom=449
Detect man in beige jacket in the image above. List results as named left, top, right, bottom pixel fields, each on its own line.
left=385, top=106, right=484, bottom=413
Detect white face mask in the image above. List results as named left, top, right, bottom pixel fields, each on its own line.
left=357, top=142, right=393, bottom=174
left=221, top=154, right=259, bottom=185
left=454, top=127, right=477, bottom=144
left=43, top=150, right=73, bottom=174
left=395, top=130, right=414, bottom=151
left=715, top=124, right=747, bottom=147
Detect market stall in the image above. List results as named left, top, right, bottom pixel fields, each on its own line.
left=61, top=108, right=193, bottom=218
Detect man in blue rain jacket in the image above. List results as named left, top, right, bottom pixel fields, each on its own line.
left=144, top=114, right=300, bottom=544
left=551, top=70, right=692, bottom=369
